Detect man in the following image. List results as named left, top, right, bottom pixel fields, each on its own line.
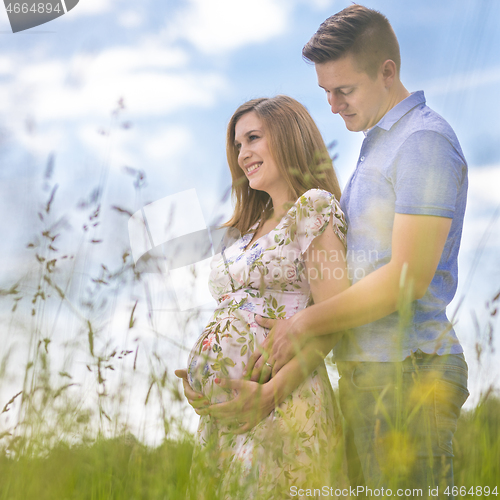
left=178, top=4, right=469, bottom=495
left=248, top=4, right=469, bottom=494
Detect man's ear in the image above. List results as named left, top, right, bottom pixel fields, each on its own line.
left=381, top=59, right=397, bottom=87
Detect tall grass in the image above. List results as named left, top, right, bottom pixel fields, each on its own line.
left=0, top=437, right=194, bottom=500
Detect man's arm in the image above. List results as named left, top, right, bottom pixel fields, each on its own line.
left=249, top=213, right=452, bottom=376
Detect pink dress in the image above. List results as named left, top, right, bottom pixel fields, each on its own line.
left=187, top=189, right=347, bottom=498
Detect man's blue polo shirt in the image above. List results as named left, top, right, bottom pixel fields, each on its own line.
left=335, top=91, right=468, bottom=362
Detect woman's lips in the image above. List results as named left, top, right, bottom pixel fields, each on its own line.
left=246, top=162, right=262, bottom=175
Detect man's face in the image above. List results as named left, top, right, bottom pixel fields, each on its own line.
left=315, top=54, right=389, bottom=132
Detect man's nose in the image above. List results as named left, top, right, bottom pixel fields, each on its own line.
left=328, top=93, right=347, bottom=114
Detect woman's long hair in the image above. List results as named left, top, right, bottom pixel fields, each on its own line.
left=224, top=95, right=341, bottom=235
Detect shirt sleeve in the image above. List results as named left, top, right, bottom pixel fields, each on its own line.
left=291, top=189, right=347, bottom=254
left=392, top=130, right=467, bottom=218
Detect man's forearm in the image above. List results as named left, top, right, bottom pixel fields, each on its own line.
left=291, top=262, right=403, bottom=340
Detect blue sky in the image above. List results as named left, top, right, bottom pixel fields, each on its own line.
left=0, top=0, right=499, bottom=440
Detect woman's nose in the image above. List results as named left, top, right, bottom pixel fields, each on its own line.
left=238, top=143, right=251, bottom=162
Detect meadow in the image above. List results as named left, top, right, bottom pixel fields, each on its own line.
left=0, top=396, right=498, bottom=499
left=1, top=153, right=499, bottom=499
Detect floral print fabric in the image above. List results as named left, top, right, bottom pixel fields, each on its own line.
left=187, top=189, right=347, bottom=498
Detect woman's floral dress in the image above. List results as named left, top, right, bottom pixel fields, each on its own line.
left=187, top=189, right=347, bottom=498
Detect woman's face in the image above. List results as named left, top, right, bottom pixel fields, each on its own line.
left=234, top=111, right=289, bottom=199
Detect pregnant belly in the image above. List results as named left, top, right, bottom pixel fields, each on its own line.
left=187, top=308, right=264, bottom=404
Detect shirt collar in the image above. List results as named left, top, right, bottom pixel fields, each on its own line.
left=364, top=90, right=426, bottom=136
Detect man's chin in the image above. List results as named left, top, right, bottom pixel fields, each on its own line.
left=344, top=121, right=361, bottom=132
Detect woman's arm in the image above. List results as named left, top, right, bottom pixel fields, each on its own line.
left=197, top=333, right=337, bottom=434
left=175, top=332, right=338, bottom=427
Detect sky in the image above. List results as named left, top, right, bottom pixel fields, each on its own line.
left=0, top=0, right=499, bottom=443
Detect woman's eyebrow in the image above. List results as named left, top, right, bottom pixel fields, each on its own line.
left=234, top=129, right=261, bottom=146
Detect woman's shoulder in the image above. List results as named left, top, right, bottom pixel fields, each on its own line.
left=296, top=188, right=334, bottom=204
left=293, top=188, right=342, bottom=216
left=290, top=188, right=346, bottom=249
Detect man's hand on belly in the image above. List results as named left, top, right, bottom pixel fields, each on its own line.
left=245, top=315, right=303, bottom=381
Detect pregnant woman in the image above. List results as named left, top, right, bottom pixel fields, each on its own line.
left=176, top=95, right=348, bottom=499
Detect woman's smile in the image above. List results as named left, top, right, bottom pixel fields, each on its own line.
left=245, top=161, right=262, bottom=175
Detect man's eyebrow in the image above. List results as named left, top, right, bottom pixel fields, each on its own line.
left=318, top=83, right=354, bottom=91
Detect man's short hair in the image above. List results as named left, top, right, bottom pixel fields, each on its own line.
left=302, top=4, right=401, bottom=78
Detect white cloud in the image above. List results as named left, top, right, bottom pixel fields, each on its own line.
left=34, top=70, right=226, bottom=120
left=458, top=164, right=500, bottom=253
left=68, top=0, right=117, bottom=16
left=0, top=57, right=13, bottom=74
left=143, top=126, right=192, bottom=163
left=78, top=123, right=193, bottom=174
left=88, top=42, right=188, bottom=76
left=468, top=164, right=500, bottom=208
left=0, top=41, right=228, bottom=123
left=425, top=66, right=500, bottom=96
left=167, top=0, right=291, bottom=55
left=78, top=124, right=134, bottom=167
left=118, top=10, right=144, bottom=29
left=16, top=60, right=66, bottom=86
left=16, top=125, right=65, bottom=156
left=0, top=4, right=9, bottom=29
left=300, top=0, right=336, bottom=9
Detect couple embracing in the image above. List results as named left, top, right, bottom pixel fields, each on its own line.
left=176, top=5, right=469, bottom=499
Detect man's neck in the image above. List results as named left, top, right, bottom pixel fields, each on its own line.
left=364, top=81, right=411, bottom=133
left=387, top=81, right=411, bottom=112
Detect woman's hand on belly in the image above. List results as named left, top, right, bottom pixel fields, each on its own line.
left=175, top=369, right=210, bottom=413
left=197, top=377, right=274, bottom=434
